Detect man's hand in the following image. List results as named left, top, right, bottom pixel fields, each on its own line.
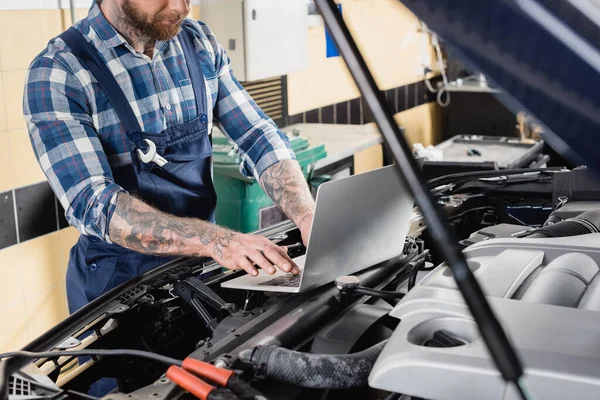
left=109, top=193, right=299, bottom=276
left=208, top=227, right=300, bottom=276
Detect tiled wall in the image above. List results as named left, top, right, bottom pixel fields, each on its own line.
left=0, top=4, right=71, bottom=352
left=288, top=79, right=440, bottom=143
left=287, top=0, right=441, bottom=146
left=0, top=0, right=439, bottom=352
left=0, top=1, right=201, bottom=352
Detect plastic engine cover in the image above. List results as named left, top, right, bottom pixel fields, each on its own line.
left=369, top=234, right=600, bottom=400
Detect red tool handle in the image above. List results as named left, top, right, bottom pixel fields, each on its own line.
left=182, top=358, right=235, bottom=387
left=167, top=366, right=214, bottom=400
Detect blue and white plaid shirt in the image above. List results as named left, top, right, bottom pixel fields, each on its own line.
left=23, top=2, right=295, bottom=242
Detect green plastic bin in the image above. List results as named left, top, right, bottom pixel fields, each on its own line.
left=212, top=134, right=327, bottom=233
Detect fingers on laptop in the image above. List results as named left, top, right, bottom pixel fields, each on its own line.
left=237, top=257, right=259, bottom=277
left=248, top=250, right=276, bottom=275
left=262, top=239, right=296, bottom=273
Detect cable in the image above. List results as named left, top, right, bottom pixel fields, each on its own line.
left=437, top=87, right=450, bottom=108
left=433, top=36, right=451, bottom=107
left=424, top=77, right=437, bottom=93
left=515, top=379, right=533, bottom=400
left=407, top=258, right=428, bottom=290
left=422, top=29, right=451, bottom=108
left=354, top=286, right=405, bottom=300
left=66, top=390, right=101, bottom=400
left=0, top=350, right=183, bottom=400
left=0, top=350, right=183, bottom=367
left=426, top=167, right=564, bottom=189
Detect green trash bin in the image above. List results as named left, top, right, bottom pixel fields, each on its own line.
left=212, top=134, right=327, bottom=233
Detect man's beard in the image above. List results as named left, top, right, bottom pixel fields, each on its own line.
left=120, top=0, right=187, bottom=41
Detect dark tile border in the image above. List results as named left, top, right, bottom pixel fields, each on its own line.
left=335, top=101, right=349, bottom=124
left=321, top=105, right=334, bottom=124
left=305, top=109, right=320, bottom=123
left=15, top=182, right=56, bottom=242
left=0, top=181, right=66, bottom=251
left=349, top=98, right=362, bottom=125
left=0, top=191, right=17, bottom=250
left=286, top=77, right=442, bottom=128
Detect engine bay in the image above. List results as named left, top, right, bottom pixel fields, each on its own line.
left=3, top=167, right=600, bottom=400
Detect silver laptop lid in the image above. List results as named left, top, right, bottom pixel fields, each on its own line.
left=300, top=165, right=416, bottom=291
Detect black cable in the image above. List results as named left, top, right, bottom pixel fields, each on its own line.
left=314, top=0, right=525, bottom=389
left=65, top=390, right=101, bottom=400
left=408, top=259, right=427, bottom=290
left=0, top=350, right=183, bottom=367
left=516, top=380, right=532, bottom=400
left=354, top=287, right=405, bottom=300
left=426, top=167, right=564, bottom=189
left=383, top=393, right=401, bottom=400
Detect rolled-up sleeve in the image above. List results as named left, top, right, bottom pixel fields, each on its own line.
left=23, top=55, right=125, bottom=242
left=206, top=25, right=296, bottom=180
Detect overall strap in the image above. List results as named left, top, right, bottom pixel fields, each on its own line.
left=59, top=27, right=142, bottom=132
left=178, top=25, right=207, bottom=114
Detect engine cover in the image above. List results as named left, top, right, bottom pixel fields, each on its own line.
left=369, top=234, right=600, bottom=400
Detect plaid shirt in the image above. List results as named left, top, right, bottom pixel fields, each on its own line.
left=23, top=2, right=295, bottom=242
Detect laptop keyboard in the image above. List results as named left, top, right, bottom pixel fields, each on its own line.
left=258, top=273, right=302, bottom=288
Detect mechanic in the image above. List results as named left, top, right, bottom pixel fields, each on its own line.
left=23, top=0, right=315, bottom=313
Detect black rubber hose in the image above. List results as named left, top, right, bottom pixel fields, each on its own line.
left=426, top=167, right=564, bottom=189
left=408, top=258, right=427, bottom=291
left=578, top=210, right=600, bottom=231
left=354, top=286, right=405, bottom=299
left=383, top=394, right=401, bottom=400
left=242, top=340, right=387, bottom=389
left=526, top=210, right=600, bottom=238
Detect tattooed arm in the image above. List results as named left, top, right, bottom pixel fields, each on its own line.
left=259, top=160, right=316, bottom=245
left=108, top=193, right=299, bottom=275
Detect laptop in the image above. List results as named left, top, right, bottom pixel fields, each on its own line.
left=220, top=165, right=417, bottom=293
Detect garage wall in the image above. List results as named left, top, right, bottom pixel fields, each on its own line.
left=286, top=0, right=441, bottom=148
left=0, top=0, right=439, bottom=352
left=0, top=0, right=202, bottom=353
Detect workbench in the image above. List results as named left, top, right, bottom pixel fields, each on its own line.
left=281, top=123, right=383, bottom=171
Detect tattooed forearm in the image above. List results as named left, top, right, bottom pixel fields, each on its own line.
left=108, top=193, right=235, bottom=259
left=212, top=230, right=235, bottom=259
left=259, top=160, right=315, bottom=225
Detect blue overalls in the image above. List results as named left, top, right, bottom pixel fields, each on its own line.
left=60, top=25, right=217, bottom=314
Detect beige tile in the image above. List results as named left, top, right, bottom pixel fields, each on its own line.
left=58, top=227, right=80, bottom=275
left=3, top=69, right=28, bottom=130
left=40, top=9, right=66, bottom=43
left=0, top=10, right=43, bottom=71
left=287, top=27, right=359, bottom=114
left=0, top=303, right=29, bottom=352
left=287, top=0, right=430, bottom=114
left=8, top=128, right=46, bottom=188
left=0, top=132, right=13, bottom=192
left=25, top=283, right=69, bottom=341
left=189, top=5, right=201, bottom=21
left=0, top=244, right=26, bottom=308
left=19, top=233, right=64, bottom=292
left=0, top=233, right=68, bottom=346
left=61, top=8, right=91, bottom=27
left=354, top=144, right=383, bottom=175
left=394, top=102, right=442, bottom=147
left=0, top=72, right=6, bottom=132
left=0, top=243, right=29, bottom=352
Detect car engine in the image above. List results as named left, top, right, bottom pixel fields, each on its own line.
left=3, top=167, right=600, bottom=400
